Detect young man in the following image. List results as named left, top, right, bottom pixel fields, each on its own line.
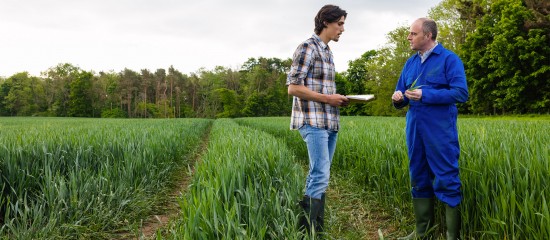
left=392, top=18, right=468, bottom=240
left=286, top=4, right=349, bottom=235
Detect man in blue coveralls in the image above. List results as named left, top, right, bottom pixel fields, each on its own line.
left=392, top=18, right=468, bottom=240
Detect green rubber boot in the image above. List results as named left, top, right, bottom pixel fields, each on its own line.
left=398, top=198, right=435, bottom=240
left=445, top=204, right=461, bottom=240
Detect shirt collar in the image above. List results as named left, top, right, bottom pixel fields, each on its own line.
left=419, top=42, right=438, bottom=63
left=312, top=34, right=329, bottom=50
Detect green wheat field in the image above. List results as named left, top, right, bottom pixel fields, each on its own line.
left=0, top=116, right=548, bottom=239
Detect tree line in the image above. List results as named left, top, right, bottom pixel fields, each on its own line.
left=0, top=58, right=292, bottom=118
left=0, top=0, right=548, bottom=118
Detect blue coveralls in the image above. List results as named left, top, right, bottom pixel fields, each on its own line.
left=394, top=44, right=469, bottom=208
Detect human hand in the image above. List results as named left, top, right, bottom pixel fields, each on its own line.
left=405, top=89, right=422, bottom=101
left=392, top=91, right=404, bottom=103
left=327, top=94, right=349, bottom=107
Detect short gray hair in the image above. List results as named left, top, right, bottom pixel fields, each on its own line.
left=421, top=18, right=438, bottom=40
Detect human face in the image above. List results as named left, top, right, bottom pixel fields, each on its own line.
left=407, top=20, right=431, bottom=53
left=320, top=16, right=345, bottom=44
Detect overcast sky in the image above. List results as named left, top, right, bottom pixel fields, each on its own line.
left=0, top=0, right=441, bottom=77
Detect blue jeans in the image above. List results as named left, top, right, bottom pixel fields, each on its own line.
left=299, top=124, right=338, bottom=200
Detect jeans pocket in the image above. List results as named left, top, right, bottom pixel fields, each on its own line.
left=298, top=124, right=309, bottom=139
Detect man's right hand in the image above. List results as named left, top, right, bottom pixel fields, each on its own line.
left=288, top=84, right=349, bottom=107
left=392, top=91, right=404, bottom=103
left=327, top=94, right=349, bottom=107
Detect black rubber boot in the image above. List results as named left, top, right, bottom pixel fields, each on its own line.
left=297, top=195, right=323, bottom=235
left=398, top=198, right=435, bottom=240
left=297, top=196, right=311, bottom=232
left=445, top=204, right=461, bottom=240
left=316, top=193, right=325, bottom=233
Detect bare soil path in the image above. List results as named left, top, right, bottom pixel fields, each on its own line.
left=324, top=172, right=404, bottom=240
left=134, top=124, right=212, bottom=239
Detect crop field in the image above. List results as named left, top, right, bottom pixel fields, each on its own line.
left=0, top=118, right=212, bottom=239
left=0, top=116, right=548, bottom=239
left=237, top=116, right=550, bottom=239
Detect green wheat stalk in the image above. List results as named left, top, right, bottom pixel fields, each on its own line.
left=408, top=73, right=424, bottom=90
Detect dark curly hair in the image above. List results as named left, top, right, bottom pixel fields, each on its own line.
left=314, top=5, right=347, bottom=35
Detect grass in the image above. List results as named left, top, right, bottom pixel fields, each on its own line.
left=162, top=119, right=306, bottom=239
left=1, top=116, right=548, bottom=239
left=237, top=116, right=550, bottom=239
left=0, top=117, right=212, bottom=239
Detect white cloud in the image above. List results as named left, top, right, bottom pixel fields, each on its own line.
left=0, top=0, right=441, bottom=77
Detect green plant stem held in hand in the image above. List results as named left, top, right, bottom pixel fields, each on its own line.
left=408, top=73, right=423, bottom=91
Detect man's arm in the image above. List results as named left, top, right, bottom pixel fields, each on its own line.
left=392, top=65, right=410, bottom=109
left=288, top=84, right=349, bottom=107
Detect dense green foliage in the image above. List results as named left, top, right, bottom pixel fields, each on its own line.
left=0, top=0, right=547, bottom=117
left=461, top=0, right=550, bottom=114
left=0, top=59, right=292, bottom=118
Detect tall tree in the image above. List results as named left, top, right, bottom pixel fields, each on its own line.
left=166, top=66, right=177, bottom=117
left=340, top=50, right=377, bottom=116
left=139, top=69, right=155, bottom=118
left=462, top=0, right=550, bottom=114
left=97, top=71, right=121, bottom=113
left=240, top=57, right=290, bottom=117
left=119, top=69, right=140, bottom=117
left=186, top=73, right=200, bottom=117
left=0, top=77, right=9, bottom=115
left=68, top=71, right=93, bottom=117
left=363, top=26, right=414, bottom=116
left=2, top=72, right=42, bottom=115
left=213, top=88, right=239, bottom=118
left=428, top=0, right=478, bottom=55
left=43, top=63, right=81, bottom=116
left=167, top=66, right=189, bottom=118
left=153, top=69, right=167, bottom=117
left=346, top=50, right=377, bottom=95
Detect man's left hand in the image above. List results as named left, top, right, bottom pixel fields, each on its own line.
left=405, top=89, right=422, bottom=101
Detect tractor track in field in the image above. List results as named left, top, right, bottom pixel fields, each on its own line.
left=135, top=124, right=212, bottom=239
left=131, top=121, right=399, bottom=239
left=325, top=172, right=401, bottom=239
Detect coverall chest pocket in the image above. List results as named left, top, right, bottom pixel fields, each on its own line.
left=426, top=76, right=449, bottom=90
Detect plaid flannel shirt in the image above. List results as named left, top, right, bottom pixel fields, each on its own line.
left=286, top=34, right=340, bottom=131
